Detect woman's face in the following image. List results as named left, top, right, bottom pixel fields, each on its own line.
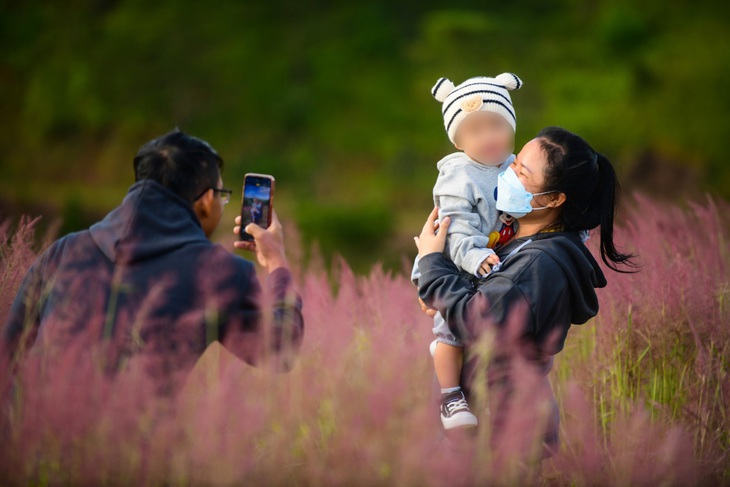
left=510, top=138, right=548, bottom=193
left=510, top=138, right=557, bottom=210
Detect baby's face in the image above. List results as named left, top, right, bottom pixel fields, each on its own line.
left=454, top=111, right=514, bottom=166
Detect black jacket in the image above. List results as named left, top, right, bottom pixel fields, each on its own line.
left=3, top=180, right=303, bottom=391
left=418, top=231, right=606, bottom=358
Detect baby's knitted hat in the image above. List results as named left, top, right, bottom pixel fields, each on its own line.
left=432, top=73, right=522, bottom=144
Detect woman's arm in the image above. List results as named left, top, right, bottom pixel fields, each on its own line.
left=415, top=207, right=523, bottom=344
left=417, top=252, right=525, bottom=345
left=415, top=208, right=536, bottom=344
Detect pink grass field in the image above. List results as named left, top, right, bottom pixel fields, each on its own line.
left=0, top=194, right=728, bottom=486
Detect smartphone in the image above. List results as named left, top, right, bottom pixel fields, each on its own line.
left=239, top=173, right=275, bottom=241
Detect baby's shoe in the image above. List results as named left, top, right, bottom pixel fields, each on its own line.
left=440, top=390, right=478, bottom=430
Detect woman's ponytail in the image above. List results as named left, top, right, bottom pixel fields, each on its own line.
left=537, top=126, right=637, bottom=273
left=595, top=153, right=637, bottom=272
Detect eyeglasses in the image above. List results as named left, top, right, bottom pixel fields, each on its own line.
left=213, top=187, right=232, bottom=204
left=195, top=187, right=232, bottom=205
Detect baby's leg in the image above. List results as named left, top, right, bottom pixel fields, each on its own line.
left=431, top=312, right=476, bottom=429
left=433, top=342, right=464, bottom=389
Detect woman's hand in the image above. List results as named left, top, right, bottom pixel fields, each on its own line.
left=414, top=207, right=450, bottom=257
left=233, top=210, right=289, bottom=273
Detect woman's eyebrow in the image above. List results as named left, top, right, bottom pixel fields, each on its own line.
left=521, top=162, right=533, bottom=174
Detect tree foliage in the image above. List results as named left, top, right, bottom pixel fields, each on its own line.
left=1, top=0, right=728, bottom=270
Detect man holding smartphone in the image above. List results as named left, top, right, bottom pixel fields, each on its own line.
left=3, top=130, right=303, bottom=394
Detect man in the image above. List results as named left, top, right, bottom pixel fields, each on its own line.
left=2, top=130, right=303, bottom=394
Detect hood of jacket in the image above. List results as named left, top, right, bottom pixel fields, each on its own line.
left=529, top=231, right=607, bottom=324
left=495, top=231, right=607, bottom=326
left=89, top=180, right=209, bottom=264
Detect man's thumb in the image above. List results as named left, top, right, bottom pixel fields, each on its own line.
left=244, top=223, right=264, bottom=238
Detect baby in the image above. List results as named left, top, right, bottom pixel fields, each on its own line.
left=413, top=73, right=522, bottom=429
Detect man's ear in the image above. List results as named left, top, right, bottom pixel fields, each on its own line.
left=193, top=189, right=213, bottom=218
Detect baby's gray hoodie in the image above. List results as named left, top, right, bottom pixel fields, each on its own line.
left=433, top=152, right=513, bottom=276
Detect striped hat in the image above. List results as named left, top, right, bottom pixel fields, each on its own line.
left=432, top=73, right=523, bottom=144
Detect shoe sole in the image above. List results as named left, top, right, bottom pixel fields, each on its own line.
left=441, top=411, right=478, bottom=430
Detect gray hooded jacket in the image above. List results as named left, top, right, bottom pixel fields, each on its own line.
left=433, top=152, right=513, bottom=276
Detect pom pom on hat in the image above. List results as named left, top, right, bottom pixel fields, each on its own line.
left=495, top=73, right=523, bottom=91
left=432, top=77, right=455, bottom=102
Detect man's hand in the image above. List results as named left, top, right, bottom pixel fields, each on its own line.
left=414, top=207, right=450, bottom=258
left=233, top=210, right=289, bottom=273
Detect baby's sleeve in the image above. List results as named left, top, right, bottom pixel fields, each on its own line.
left=410, top=254, right=421, bottom=286
left=434, top=168, right=495, bottom=277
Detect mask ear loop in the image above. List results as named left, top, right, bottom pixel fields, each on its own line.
left=530, top=190, right=561, bottom=211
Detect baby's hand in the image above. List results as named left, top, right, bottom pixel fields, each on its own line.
left=478, top=254, right=501, bottom=276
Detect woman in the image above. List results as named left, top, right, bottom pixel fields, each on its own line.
left=414, top=126, right=634, bottom=458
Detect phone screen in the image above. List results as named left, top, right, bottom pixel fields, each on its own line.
left=239, top=174, right=274, bottom=241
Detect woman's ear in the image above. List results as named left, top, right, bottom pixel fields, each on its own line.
left=549, top=192, right=567, bottom=208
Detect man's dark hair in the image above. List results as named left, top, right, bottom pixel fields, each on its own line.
left=133, top=130, right=224, bottom=204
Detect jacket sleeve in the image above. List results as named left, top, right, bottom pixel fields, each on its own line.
left=2, top=256, right=45, bottom=377
left=417, top=251, right=532, bottom=345
left=434, top=170, right=495, bottom=276
left=220, top=265, right=304, bottom=373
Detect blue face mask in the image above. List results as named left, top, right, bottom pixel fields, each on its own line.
left=496, top=166, right=557, bottom=218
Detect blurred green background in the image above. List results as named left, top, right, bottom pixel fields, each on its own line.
left=1, top=0, right=728, bottom=273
